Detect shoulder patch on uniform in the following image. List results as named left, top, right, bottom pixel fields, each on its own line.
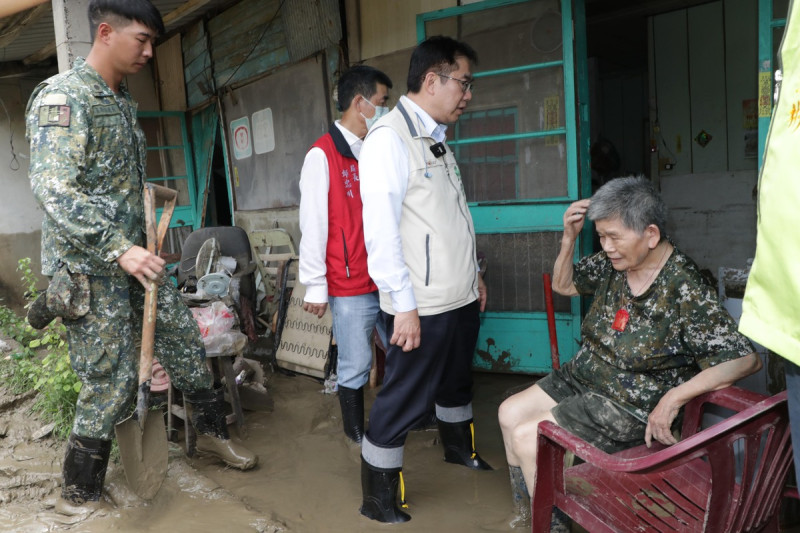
left=38, top=105, right=71, bottom=128
left=42, top=93, right=67, bottom=106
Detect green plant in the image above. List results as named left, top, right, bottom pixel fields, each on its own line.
left=17, top=257, right=40, bottom=299
left=29, top=323, right=80, bottom=439
left=0, top=258, right=80, bottom=440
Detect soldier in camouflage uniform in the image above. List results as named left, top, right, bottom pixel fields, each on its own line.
left=25, top=0, right=257, bottom=518
left=496, top=176, right=761, bottom=530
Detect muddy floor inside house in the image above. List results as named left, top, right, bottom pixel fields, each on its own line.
left=1, top=336, right=538, bottom=533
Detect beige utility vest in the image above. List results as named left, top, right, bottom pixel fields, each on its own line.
left=371, top=102, right=479, bottom=316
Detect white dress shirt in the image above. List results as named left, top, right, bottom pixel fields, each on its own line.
left=359, top=96, right=448, bottom=313
left=298, top=121, right=363, bottom=304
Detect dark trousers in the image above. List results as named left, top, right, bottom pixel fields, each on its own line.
left=366, top=301, right=480, bottom=448
left=785, top=360, right=800, bottom=481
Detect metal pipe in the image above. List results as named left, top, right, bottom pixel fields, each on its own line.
left=0, top=0, right=48, bottom=19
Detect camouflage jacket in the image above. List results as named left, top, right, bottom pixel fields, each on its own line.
left=26, top=58, right=146, bottom=277
left=567, top=246, right=754, bottom=422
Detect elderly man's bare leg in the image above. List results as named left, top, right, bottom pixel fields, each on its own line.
left=494, top=383, right=558, bottom=529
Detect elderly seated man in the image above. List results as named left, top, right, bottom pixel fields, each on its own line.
left=497, top=175, right=761, bottom=530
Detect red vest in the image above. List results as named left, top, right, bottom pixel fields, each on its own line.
left=312, top=128, right=377, bottom=297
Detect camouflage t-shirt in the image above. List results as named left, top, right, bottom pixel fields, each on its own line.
left=567, top=246, right=754, bottom=422
left=25, top=57, right=147, bottom=276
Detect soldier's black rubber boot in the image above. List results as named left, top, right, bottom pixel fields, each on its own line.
left=185, top=387, right=258, bottom=470
left=359, top=458, right=411, bottom=523
left=437, top=418, right=493, bottom=470
left=55, top=433, right=111, bottom=517
left=338, top=386, right=364, bottom=444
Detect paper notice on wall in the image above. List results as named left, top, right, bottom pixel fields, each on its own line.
left=230, top=117, right=252, bottom=160
left=544, top=96, right=560, bottom=146
left=252, top=108, right=276, bottom=154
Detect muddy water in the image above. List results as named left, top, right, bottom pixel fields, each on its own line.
left=1, top=364, right=535, bottom=532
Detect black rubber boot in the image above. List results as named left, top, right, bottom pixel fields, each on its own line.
left=55, top=433, right=111, bottom=516
left=410, top=408, right=438, bottom=431
left=185, top=387, right=258, bottom=470
left=360, top=458, right=411, bottom=523
left=338, top=386, right=364, bottom=444
left=437, top=418, right=493, bottom=470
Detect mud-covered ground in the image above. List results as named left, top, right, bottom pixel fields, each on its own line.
left=1, top=332, right=539, bottom=533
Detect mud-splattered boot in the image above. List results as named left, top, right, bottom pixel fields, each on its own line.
left=338, top=386, right=364, bottom=444
left=481, top=465, right=531, bottom=531
left=54, top=433, right=112, bottom=518
left=359, top=458, right=411, bottom=523
left=185, top=387, right=258, bottom=470
left=551, top=507, right=572, bottom=533
left=508, top=465, right=531, bottom=528
left=437, top=418, right=493, bottom=470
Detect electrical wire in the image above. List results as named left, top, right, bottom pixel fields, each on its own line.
left=0, top=95, right=20, bottom=171
left=217, top=0, right=288, bottom=90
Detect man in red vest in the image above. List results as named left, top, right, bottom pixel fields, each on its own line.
left=298, top=66, right=392, bottom=444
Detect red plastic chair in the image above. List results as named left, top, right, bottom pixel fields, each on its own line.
left=532, top=387, right=792, bottom=533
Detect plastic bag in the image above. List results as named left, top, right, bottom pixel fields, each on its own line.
left=191, top=301, right=247, bottom=354
left=191, top=301, right=236, bottom=337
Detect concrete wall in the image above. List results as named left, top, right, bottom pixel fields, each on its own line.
left=661, top=170, right=757, bottom=277
left=351, top=0, right=455, bottom=62
left=0, top=78, right=46, bottom=306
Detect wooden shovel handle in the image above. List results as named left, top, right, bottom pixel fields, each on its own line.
left=138, top=184, right=178, bottom=386
left=151, top=184, right=177, bottom=255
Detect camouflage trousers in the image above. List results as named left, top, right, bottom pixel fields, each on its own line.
left=63, top=275, right=212, bottom=440
left=537, top=361, right=648, bottom=454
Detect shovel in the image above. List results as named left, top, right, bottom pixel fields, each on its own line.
left=115, top=183, right=177, bottom=500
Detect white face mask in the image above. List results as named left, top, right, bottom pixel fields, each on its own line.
left=360, top=97, right=390, bottom=130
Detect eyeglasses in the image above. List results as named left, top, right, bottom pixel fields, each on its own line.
left=439, top=74, right=474, bottom=93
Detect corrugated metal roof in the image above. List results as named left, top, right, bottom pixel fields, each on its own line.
left=282, top=0, right=341, bottom=62
left=0, top=0, right=236, bottom=65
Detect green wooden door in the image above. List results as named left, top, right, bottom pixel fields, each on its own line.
left=138, top=111, right=200, bottom=232
left=418, top=0, right=590, bottom=374
left=758, top=0, right=790, bottom=167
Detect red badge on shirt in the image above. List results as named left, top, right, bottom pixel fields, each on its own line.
left=612, top=308, right=630, bottom=332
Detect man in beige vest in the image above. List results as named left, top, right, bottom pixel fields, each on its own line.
left=358, top=35, right=490, bottom=523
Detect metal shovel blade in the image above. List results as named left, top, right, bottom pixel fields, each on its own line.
left=115, top=408, right=168, bottom=500
left=113, top=183, right=175, bottom=500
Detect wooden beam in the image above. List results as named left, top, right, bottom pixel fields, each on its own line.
left=23, top=40, right=56, bottom=65
left=163, top=0, right=213, bottom=27
left=0, top=58, right=54, bottom=78
left=19, top=1, right=218, bottom=67
left=0, top=61, right=31, bottom=78
left=0, top=3, right=50, bottom=48
left=0, top=0, right=47, bottom=20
